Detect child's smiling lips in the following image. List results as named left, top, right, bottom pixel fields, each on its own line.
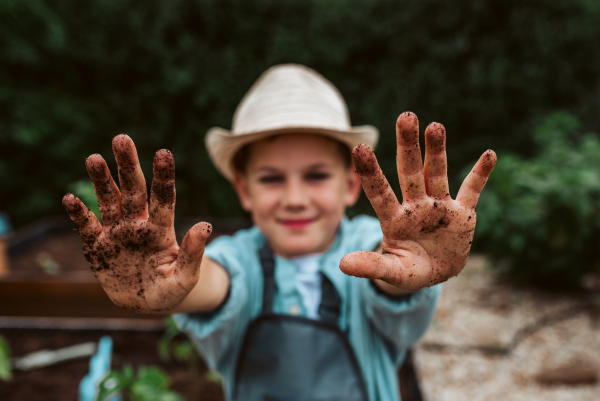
left=278, top=218, right=317, bottom=229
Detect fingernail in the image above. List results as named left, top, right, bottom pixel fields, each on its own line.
left=153, top=149, right=175, bottom=180
left=397, top=112, right=419, bottom=146
left=425, top=122, right=445, bottom=154
left=479, top=150, right=497, bottom=175
left=86, top=154, right=107, bottom=180
left=112, top=134, right=137, bottom=166
left=352, top=144, right=377, bottom=175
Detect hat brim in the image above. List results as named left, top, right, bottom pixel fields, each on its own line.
left=205, top=125, right=379, bottom=182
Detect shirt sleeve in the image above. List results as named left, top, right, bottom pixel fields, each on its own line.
left=346, top=215, right=441, bottom=354
left=172, top=229, right=263, bottom=371
left=359, top=280, right=441, bottom=353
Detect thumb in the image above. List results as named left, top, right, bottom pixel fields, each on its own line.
left=175, top=222, right=212, bottom=290
left=340, top=250, right=404, bottom=286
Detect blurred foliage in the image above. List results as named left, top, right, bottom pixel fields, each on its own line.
left=35, top=251, right=61, bottom=275
left=474, top=112, right=600, bottom=289
left=159, top=317, right=223, bottom=399
left=68, top=180, right=101, bottom=221
left=0, top=335, right=12, bottom=382
left=1, top=0, right=600, bottom=229
left=96, top=365, right=184, bottom=401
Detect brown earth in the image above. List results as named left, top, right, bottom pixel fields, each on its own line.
left=0, top=328, right=224, bottom=401
left=10, top=230, right=90, bottom=272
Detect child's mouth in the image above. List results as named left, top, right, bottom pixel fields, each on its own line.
left=279, top=218, right=315, bottom=229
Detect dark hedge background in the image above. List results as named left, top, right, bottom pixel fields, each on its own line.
left=2, top=0, right=600, bottom=230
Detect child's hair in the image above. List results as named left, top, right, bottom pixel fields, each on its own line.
left=232, top=134, right=353, bottom=174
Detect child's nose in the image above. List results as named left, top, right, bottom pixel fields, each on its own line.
left=282, top=180, right=308, bottom=209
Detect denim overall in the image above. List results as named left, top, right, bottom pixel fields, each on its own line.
left=232, top=243, right=369, bottom=401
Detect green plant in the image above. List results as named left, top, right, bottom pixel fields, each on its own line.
left=157, top=317, right=186, bottom=362
left=36, top=251, right=61, bottom=274
left=474, top=112, right=600, bottom=288
left=158, top=317, right=223, bottom=399
left=0, top=335, right=12, bottom=381
left=95, top=365, right=183, bottom=401
left=68, top=180, right=101, bottom=222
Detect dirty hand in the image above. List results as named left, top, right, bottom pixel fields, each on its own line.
left=62, top=135, right=212, bottom=313
left=340, top=112, right=496, bottom=292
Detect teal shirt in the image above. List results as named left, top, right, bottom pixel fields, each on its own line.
left=174, top=215, right=441, bottom=401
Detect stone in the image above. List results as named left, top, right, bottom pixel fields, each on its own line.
left=534, top=357, right=598, bottom=385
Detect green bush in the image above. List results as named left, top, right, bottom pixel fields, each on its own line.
left=2, top=0, right=600, bottom=228
left=474, top=112, right=600, bottom=289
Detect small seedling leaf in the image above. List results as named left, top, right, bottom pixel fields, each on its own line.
left=0, top=336, right=12, bottom=381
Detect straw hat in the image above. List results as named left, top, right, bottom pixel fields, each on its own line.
left=205, top=64, right=379, bottom=181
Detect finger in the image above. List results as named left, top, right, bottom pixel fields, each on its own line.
left=112, top=134, right=148, bottom=221
left=149, top=149, right=176, bottom=227
left=423, top=122, right=450, bottom=199
left=175, top=222, right=213, bottom=290
left=352, top=144, right=401, bottom=222
left=456, top=150, right=497, bottom=209
left=340, top=250, right=404, bottom=285
left=86, top=154, right=122, bottom=226
left=62, top=193, right=102, bottom=245
left=396, top=112, right=426, bottom=202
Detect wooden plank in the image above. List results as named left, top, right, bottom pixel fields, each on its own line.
left=0, top=274, right=163, bottom=320
left=0, top=316, right=165, bottom=331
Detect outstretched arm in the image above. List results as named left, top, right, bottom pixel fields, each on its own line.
left=340, top=112, right=496, bottom=293
left=63, top=134, right=229, bottom=313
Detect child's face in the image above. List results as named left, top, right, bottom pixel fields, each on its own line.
left=234, top=134, right=362, bottom=258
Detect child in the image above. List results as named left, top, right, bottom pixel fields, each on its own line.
left=63, top=64, right=496, bottom=401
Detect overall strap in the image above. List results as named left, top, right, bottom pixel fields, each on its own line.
left=259, top=241, right=277, bottom=314
left=318, top=273, right=341, bottom=325
left=258, top=242, right=341, bottom=324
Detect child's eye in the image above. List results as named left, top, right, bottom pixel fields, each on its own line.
left=258, top=175, right=284, bottom=184
left=305, top=172, right=330, bottom=182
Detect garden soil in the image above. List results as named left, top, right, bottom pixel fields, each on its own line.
left=10, top=230, right=91, bottom=272
left=0, top=328, right=224, bottom=401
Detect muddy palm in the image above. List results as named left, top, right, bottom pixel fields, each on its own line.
left=63, top=135, right=211, bottom=313
left=341, top=112, right=496, bottom=291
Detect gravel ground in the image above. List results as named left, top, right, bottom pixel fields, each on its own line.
left=414, top=255, right=600, bottom=401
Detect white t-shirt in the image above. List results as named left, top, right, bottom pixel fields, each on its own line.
left=291, top=253, right=323, bottom=319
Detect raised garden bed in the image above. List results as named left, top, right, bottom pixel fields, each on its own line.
left=1, top=216, right=422, bottom=401
left=1, top=216, right=239, bottom=400
left=2, top=216, right=247, bottom=319
left=0, top=324, right=224, bottom=401
left=2, top=216, right=156, bottom=319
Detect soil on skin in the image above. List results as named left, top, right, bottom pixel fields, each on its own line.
left=0, top=328, right=225, bottom=401
left=8, top=223, right=229, bottom=274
